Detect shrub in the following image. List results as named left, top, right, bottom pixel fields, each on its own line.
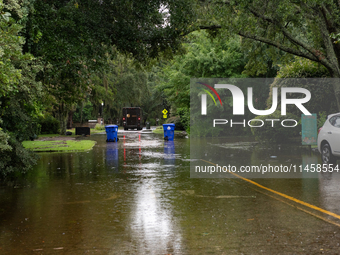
left=273, top=58, right=337, bottom=119
left=94, top=124, right=105, bottom=130
left=165, top=108, right=190, bottom=131
left=166, top=116, right=185, bottom=130
left=277, top=57, right=329, bottom=78
left=317, top=111, right=328, bottom=129
left=177, top=107, right=190, bottom=132
left=147, top=119, right=156, bottom=126
left=0, top=135, right=39, bottom=178
left=250, top=111, right=300, bottom=143
left=38, top=114, right=60, bottom=134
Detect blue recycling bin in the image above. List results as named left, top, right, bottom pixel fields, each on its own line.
left=163, top=123, right=175, bottom=141
left=105, top=125, right=119, bottom=142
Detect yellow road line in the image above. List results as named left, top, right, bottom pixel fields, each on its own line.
left=236, top=179, right=340, bottom=228
left=201, top=159, right=340, bottom=223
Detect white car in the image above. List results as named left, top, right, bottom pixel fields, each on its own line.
left=317, top=113, right=340, bottom=164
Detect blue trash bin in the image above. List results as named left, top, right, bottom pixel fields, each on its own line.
left=105, top=125, right=119, bottom=142
left=163, top=123, right=175, bottom=141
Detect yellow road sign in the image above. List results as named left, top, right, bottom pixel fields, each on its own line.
left=163, top=115, right=167, bottom=118
left=162, top=109, right=168, bottom=114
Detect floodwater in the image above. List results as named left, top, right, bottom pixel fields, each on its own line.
left=1, top=131, right=340, bottom=254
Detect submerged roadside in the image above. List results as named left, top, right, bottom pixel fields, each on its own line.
left=22, top=132, right=97, bottom=153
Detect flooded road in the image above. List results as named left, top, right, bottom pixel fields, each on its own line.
left=1, top=131, right=340, bottom=254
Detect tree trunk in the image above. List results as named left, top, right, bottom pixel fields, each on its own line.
left=58, top=103, right=68, bottom=135
left=67, top=111, right=73, bottom=129
left=80, top=102, right=84, bottom=124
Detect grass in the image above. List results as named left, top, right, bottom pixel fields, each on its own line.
left=152, top=126, right=164, bottom=134
left=94, top=124, right=106, bottom=131
left=152, top=126, right=186, bottom=134
left=89, top=128, right=106, bottom=134
left=22, top=140, right=96, bottom=152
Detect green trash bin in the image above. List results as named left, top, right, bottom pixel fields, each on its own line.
left=146, top=122, right=150, bottom=129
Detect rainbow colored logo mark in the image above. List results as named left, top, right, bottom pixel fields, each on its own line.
left=197, top=82, right=222, bottom=106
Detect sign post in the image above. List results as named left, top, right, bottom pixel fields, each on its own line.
left=162, top=109, right=168, bottom=119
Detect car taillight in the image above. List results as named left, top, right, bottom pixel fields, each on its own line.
left=123, top=117, right=125, bottom=121
left=318, top=127, right=322, bottom=134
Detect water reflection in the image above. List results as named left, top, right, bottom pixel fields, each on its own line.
left=301, top=154, right=319, bottom=178
left=164, top=141, right=175, bottom=169
left=319, top=171, right=340, bottom=216
left=130, top=179, right=182, bottom=254
left=106, top=142, right=119, bottom=172
left=120, top=134, right=182, bottom=253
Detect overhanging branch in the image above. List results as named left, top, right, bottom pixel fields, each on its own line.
left=198, top=24, right=320, bottom=63
left=238, top=31, right=319, bottom=62
left=247, top=7, right=323, bottom=64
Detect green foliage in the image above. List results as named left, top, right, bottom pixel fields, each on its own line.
left=277, top=58, right=329, bottom=78
left=242, top=41, right=282, bottom=77
left=0, top=0, right=23, bottom=96
left=94, top=124, right=105, bottom=131
left=0, top=127, right=11, bottom=152
left=0, top=0, right=43, bottom=178
left=250, top=111, right=300, bottom=143
left=158, top=31, right=249, bottom=137
left=37, top=114, right=60, bottom=134
left=141, top=66, right=167, bottom=125
left=23, top=0, right=195, bottom=134
left=26, top=0, right=194, bottom=63
left=317, top=111, right=328, bottom=129
left=0, top=135, right=39, bottom=177
left=0, top=1, right=43, bottom=142
left=177, top=107, right=190, bottom=132
left=196, top=0, right=340, bottom=108
left=152, top=126, right=163, bottom=134
left=147, top=119, right=156, bottom=126
left=160, top=31, right=248, bottom=110
left=91, top=51, right=148, bottom=122
left=330, top=32, right=340, bottom=44
left=268, top=58, right=337, bottom=118
left=73, top=101, right=94, bottom=123
left=90, top=49, right=166, bottom=125
left=165, top=116, right=184, bottom=130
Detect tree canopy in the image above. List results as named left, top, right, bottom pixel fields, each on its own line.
left=21, top=0, right=195, bottom=134
left=196, top=0, right=340, bottom=108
